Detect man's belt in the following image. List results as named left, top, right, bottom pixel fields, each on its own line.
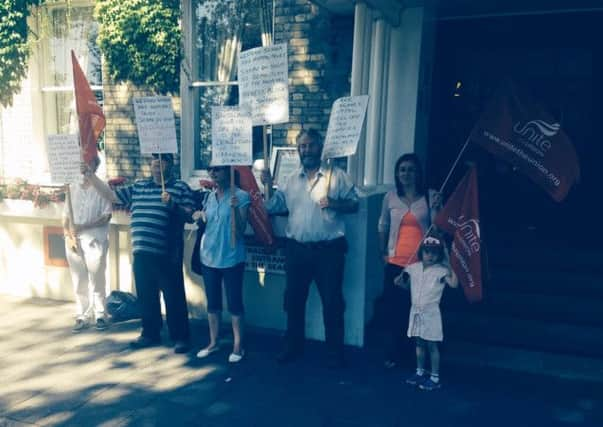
left=291, top=236, right=347, bottom=251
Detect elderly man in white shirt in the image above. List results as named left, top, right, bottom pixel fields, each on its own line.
left=63, top=156, right=112, bottom=332
left=262, top=129, right=359, bottom=368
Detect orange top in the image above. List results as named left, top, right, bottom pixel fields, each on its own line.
left=388, top=212, right=423, bottom=267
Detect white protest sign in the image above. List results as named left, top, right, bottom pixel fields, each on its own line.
left=322, top=95, right=369, bottom=159
left=211, top=106, right=253, bottom=166
left=47, top=134, right=81, bottom=184
left=238, top=43, right=289, bottom=126
left=133, top=96, right=178, bottom=154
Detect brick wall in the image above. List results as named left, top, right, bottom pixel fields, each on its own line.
left=102, top=0, right=352, bottom=180
left=272, top=0, right=353, bottom=147
left=102, top=74, right=182, bottom=182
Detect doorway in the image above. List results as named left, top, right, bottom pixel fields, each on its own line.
left=427, top=11, right=601, bottom=247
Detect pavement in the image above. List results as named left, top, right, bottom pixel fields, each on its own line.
left=1, top=295, right=602, bottom=427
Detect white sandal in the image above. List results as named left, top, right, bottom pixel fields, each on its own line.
left=228, top=349, right=245, bottom=363
left=196, top=345, right=220, bottom=359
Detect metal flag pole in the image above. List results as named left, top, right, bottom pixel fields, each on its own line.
left=404, top=134, right=473, bottom=267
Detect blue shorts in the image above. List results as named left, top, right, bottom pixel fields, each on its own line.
left=201, top=262, right=245, bottom=315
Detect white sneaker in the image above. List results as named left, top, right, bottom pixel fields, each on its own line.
left=228, top=350, right=245, bottom=363
left=72, top=319, right=88, bottom=333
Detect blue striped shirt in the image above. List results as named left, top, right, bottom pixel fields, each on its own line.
left=116, top=178, right=194, bottom=255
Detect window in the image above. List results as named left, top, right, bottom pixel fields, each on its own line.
left=185, top=0, right=274, bottom=172
left=43, top=226, right=69, bottom=267
left=0, top=1, right=102, bottom=183
left=40, top=3, right=102, bottom=137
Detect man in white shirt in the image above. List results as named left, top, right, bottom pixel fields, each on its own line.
left=263, top=129, right=359, bottom=368
left=63, top=156, right=112, bottom=332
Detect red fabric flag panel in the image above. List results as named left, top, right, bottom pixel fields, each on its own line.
left=235, top=166, right=275, bottom=247
left=434, top=167, right=482, bottom=302
left=71, top=50, right=105, bottom=163
left=469, top=80, right=580, bottom=202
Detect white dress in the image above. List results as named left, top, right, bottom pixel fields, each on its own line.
left=405, top=262, right=450, bottom=342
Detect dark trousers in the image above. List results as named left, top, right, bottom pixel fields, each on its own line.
left=283, top=238, right=347, bottom=357
left=201, top=262, right=245, bottom=315
left=381, top=263, right=412, bottom=363
left=132, top=252, right=190, bottom=342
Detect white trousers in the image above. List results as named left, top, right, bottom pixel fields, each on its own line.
left=66, top=238, right=109, bottom=321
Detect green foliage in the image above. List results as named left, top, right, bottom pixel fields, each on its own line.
left=0, top=0, right=41, bottom=107
left=95, top=0, right=182, bottom=94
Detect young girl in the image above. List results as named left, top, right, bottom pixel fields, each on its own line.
left=394, top=235, right=457, bottom=390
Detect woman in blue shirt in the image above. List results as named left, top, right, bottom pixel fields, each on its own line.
left=196, top=166, right=250, bottom=363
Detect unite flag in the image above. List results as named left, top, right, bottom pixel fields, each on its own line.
left=469, top=80, right=580, bottom=202
left=71, top=50, right=105, bottom=164
left=434, top=166, right=482, bottom=303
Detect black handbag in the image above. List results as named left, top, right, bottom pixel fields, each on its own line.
left=190, top=219, right=205, bottom=275
left=190, top=190, right=209, bottom=275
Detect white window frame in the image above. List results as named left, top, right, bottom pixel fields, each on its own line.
left=180, top=0, right=269, bottom=185
left=0, top=0, right=102, bottom=184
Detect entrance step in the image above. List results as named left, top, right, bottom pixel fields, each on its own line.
left=444, top=311, right=603, bottom=359
left=487, top=240, right=603, bottom=272
left=440, top=240, right=603, bottom=377
left=487, top=270, right=603, bottom=296
left=446, top=340, right=603, bottom=384
left=443, top=290, right=603, bottom=327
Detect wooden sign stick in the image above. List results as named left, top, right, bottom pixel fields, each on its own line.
left=263, top=126, right=271, bottom=198
left=65, top=184, right=79, bottom=253
left=230, top=166, right=236, bottom=248
left=159, top=154, right=166, bottom=193
left=325, top=158, right=333, bottom=199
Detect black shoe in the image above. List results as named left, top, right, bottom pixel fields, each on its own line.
left=129, top=335, right=160, bottom=350
left=95, top=318, right=109, bottom=331
left=173, top=341, right=190, bottom=354
left=326, top=353, right=346, bottom=370
left=276, top=348, right=302, bottom=364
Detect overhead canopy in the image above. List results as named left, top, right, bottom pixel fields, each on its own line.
left=312, top=0, right=603, bottom=26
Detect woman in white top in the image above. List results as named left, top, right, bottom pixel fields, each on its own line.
left=62, top=156, right=112, bottom=332
left=376, top=153, right=441, bottom=368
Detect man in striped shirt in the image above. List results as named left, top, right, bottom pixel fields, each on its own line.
left=84, top=153, right=195, bottom=353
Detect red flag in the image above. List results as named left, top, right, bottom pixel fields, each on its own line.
left=235, top=166, right=275, bottom=246
left=434, top=166, right=482, bottom=302
left=470, top=80, right=580, bottom=202
left=71, top=50, right=105, bottom=163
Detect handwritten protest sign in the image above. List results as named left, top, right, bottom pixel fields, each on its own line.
left=211, top=106, right=253, bottom=166
left=238, top=44, right=289, bottom=126
left=47, top=134, right=81, bottom=184
left=133, top=96, right=178, bottom=154
left=322, top=95, right=369, bottom=159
